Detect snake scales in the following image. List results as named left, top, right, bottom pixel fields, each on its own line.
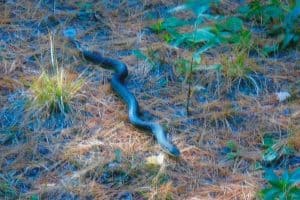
left=67, top=38, right=180, bottom=157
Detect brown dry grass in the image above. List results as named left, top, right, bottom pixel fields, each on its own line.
left=0, top=0, right=299, bottom=200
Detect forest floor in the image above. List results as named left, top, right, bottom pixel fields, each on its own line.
left=0, top=0, right=299, bottom=200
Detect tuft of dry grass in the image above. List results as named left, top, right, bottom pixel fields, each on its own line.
left=29, top=69, right=84, bottom=115
left=220, top=49, right=259, bottom=80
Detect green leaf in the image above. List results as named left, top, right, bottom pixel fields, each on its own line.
left=77, top=2, right=93, bottom=12
left=263, top=147, right=278, bottom=162
left=172, top=35, right=188, bottom=47
left=226, top=29, right=252, bottom=47
left=197, top=13, right=220, bottom=21
left=226, top=152, right=238, bottom=160
left=282, top=170, right=290, bottom=183
left=150, top=20, right=164, bottom=33
left=226, top=140, right=238, bottom=151
left=175, top=58, right=194, bottom=75
left=262, top=44, right=279, bottom=55
left=239, top=5, right=250, bottom=15
left=114, top=149, right=122, bottom=163
left=190, top=4, right=209, bottom=16
left=216, top=31, right=232, bottom=41
left=162, top=33, right=173, bottom=43
left=263, top=5, right=284, bottom=23
left=290, top=168, right=300, bottom=184
left=264, top=170, right=280, bottom=185
left=132, top=50, right=148, bottom=61
left=193, top=43, right=215, bottom=61
left=290, top=187, right=300, bottom=199
left=263, top=135, right=275, bottom=148
left=220, top=17, right=244, bottom=33
left=282, top=6, right=300, bottom=36
left=190, top=27, right=216, bottom=43
left=278, top=192, right=287, bottom=200
left=281, top=33, right=295, bottom=49
left=171, top=27, right=216, bottom=47
left=30, top=195, right=40, bottom=200
left=282, top=146, right=295, bottom=156
left=260, top=187, right=281, bottom=200
left=252, top=162, right=263, bottom=170
left=163, top=17, right=187, bottom=29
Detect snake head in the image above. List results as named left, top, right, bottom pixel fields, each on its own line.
left=152, top=124, right=180, bottom=157
left=160, top=140, right=180, bottom=157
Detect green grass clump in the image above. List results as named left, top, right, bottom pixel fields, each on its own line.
left=29, top=69, right=84, bottom=114
left=220, top=50, right=258, bottom=80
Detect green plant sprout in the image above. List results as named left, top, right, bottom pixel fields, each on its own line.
left=239, top=0, right=300, bottom=51
left=150, top=0, right=221, bottom=114
left=225, top=140, right=241, bottom=160
left=262, top=134, right=295, bottom=163
left=259, top=168, right=300, bottom=200
left=147, top=0, right=264, bottom=114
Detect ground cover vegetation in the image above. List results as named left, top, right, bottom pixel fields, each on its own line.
left=0, top=0, right=299, bottom=199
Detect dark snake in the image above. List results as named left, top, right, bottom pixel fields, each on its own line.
left=67, top=37, right=180, bottom=157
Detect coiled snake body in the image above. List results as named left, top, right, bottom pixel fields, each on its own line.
left=69, top=39, right=180, bottom=157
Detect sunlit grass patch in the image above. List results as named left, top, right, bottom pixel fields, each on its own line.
left=29, top=69, right=84, bottom=114
left=27, top=33, right=85, bottom=116
left=218, top=48, right=262, bottom=95
left=220, top=49, right=258, bottom=80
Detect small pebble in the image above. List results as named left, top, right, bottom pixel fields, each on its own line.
left=275, top=91, right=291, bottom=102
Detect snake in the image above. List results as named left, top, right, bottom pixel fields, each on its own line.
left=66, top=37, right=180, bottom=157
